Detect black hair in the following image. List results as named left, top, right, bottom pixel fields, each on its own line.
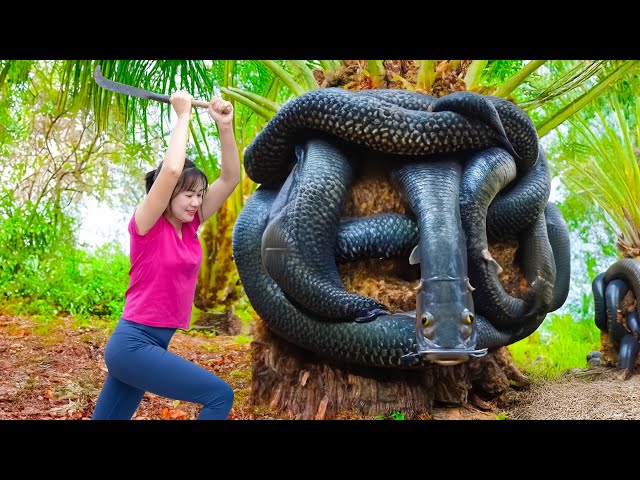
left=144, top=157, right=209, bottom=218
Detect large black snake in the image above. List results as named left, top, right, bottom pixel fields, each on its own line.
left=232, top=88, right=571, bottom=369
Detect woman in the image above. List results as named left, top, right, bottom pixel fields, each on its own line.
left=92, top=91, right=240, bottom=420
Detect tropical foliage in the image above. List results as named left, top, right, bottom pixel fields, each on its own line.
left=2, top=60, right=640, bottom=370
left=554, top=85, right=640, bottom=259
left=509, top=313, right=601, bottom=379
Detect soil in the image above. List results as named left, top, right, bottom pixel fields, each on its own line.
left=1, top=312, right=637, bottom=421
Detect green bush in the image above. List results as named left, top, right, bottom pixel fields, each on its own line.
left=508, top=312, right=601, bottom=380
left=0, top=192, right=129, bottom=321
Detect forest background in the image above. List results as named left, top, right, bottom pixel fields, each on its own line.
left=1, top=59, right=639, bottom=383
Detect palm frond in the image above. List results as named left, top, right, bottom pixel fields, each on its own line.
left=494, top=60, right=547, bottom=98
left=289, top=60, right=320, bottom=91
left=259, top=60, right=306, bottom=97
left=220, top=87, right=276, bottom=120
left=563, top=90, right=640, bottom=253
left=464, top=60, right=488, bottom=91
left=518, top=61, right=607, bottom=110
left=536, top=60, right=640, bottom=137
left=416, top=60, right=436, bottom=91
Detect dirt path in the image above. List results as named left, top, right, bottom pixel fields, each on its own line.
left=0, top=314, right=274, bottom=420
left=1, top=313, right=637, bottom=420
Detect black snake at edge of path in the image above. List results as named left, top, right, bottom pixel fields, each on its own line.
left=592, top=258, right=640, bottom=370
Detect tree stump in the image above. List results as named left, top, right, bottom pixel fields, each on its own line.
left=193, top=310, right=242, bottom=336
left=248, top=164, right=533, bottom=419
left=250, top=319, right=528, bottom=419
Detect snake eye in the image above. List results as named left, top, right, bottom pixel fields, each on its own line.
left=461, top=309, right=474, bottom=325
left=421, top=312, right=434, bottom=326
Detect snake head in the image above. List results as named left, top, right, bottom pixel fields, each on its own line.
left=413, top=277, right=485, bottom=366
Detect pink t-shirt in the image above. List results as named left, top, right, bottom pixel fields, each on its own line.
left=121, top=210, right=202, bottom=330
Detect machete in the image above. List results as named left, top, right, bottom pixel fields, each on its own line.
left=93, top=66, right=231, bottom=114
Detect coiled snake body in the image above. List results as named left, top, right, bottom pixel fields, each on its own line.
left=233, top=88, right=571, bottom=369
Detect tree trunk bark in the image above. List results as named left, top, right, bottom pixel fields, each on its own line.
left=195, top=198, right=240, bottom=311
left=250, top=319, right=528, bottom=419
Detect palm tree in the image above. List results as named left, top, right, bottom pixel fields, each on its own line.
left=10, top=59, right=638, bottom=418
left=559, top=91, right=640, bottom=258
left=553, top=76, right=640, bottom=367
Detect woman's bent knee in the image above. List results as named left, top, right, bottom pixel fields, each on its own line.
left=198, top=382, right=235, bottom=420
left=216, top=382, right=235, bottom=410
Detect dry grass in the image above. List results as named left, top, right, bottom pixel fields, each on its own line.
left=4, top=312, right=640, bottom=420
left=507, top=367, right=640, bottom=420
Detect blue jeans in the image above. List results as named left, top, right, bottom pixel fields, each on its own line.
left=92, top=318, right=234, bottom=420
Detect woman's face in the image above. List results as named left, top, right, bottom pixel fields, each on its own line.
left=168, top=181, right=205, bottom=223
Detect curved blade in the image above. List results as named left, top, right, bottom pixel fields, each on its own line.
left=94, top=66, right=170, bottom=104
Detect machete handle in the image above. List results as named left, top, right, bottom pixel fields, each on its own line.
left=192, top=99, right=232, bottom=114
